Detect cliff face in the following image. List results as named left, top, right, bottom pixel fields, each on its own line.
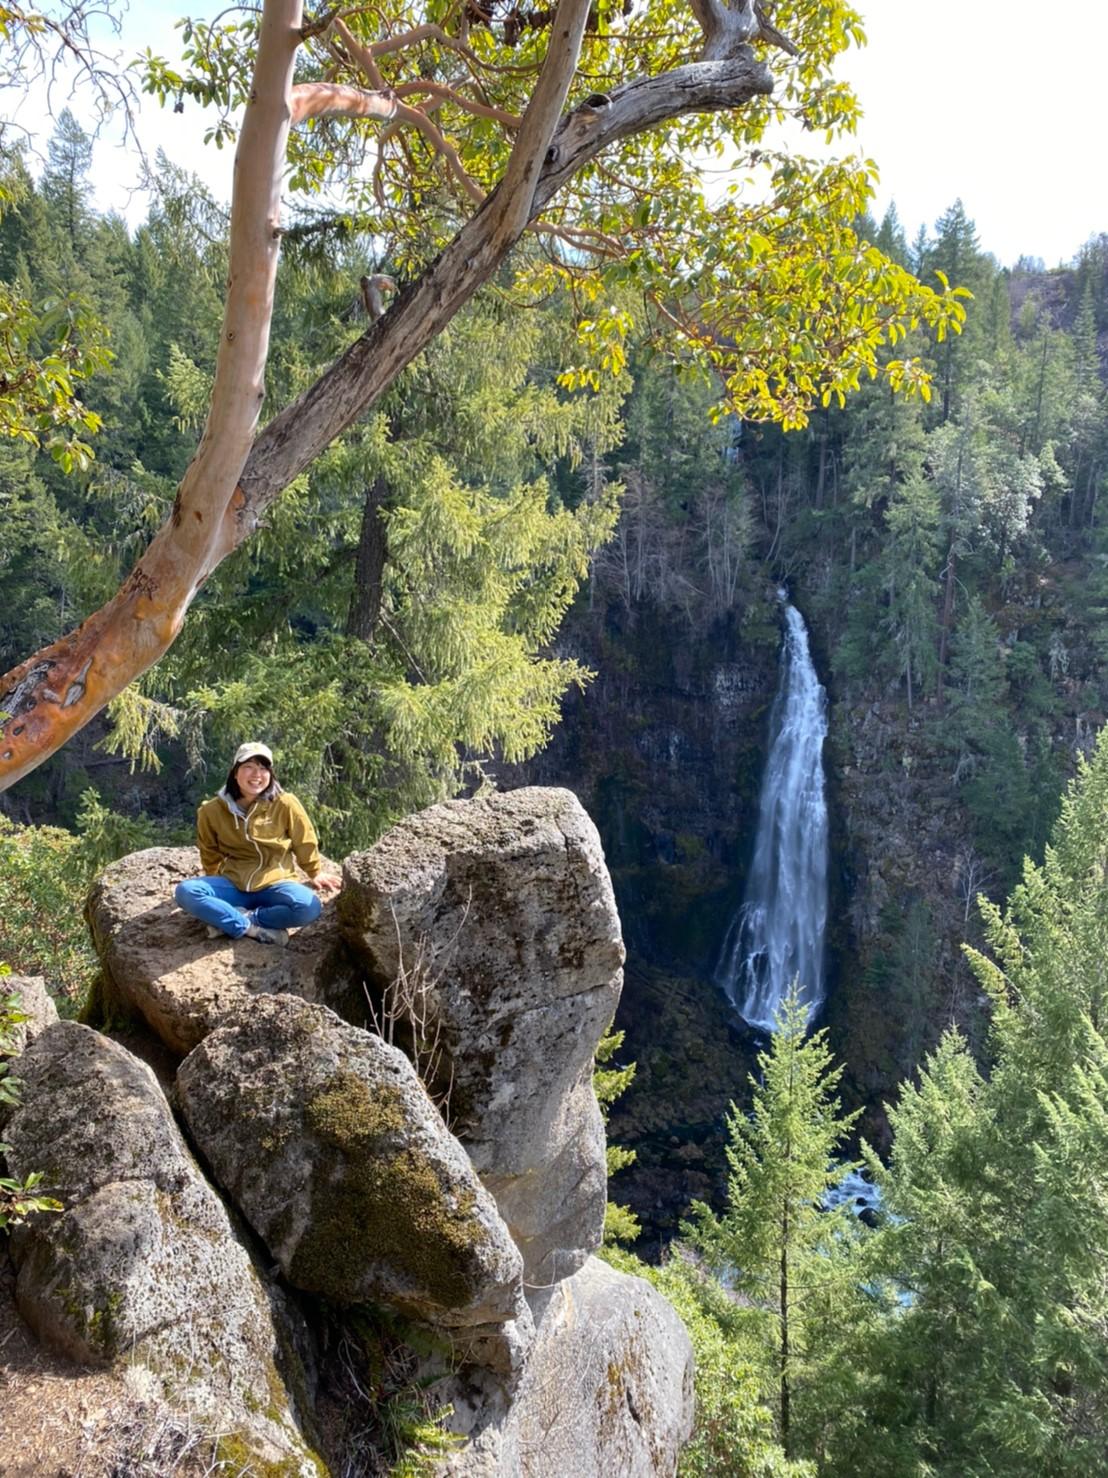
left=822, top=697, right=987, bottom=1151
left=506, top=591, right=784, bottom=1242
left=510, top=585, right=1014, bottom=1232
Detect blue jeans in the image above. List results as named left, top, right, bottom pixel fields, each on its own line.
left=174, top=875, right=322, bottom=937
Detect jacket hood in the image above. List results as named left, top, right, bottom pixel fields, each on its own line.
left=217, top=786, right=249, bottom=820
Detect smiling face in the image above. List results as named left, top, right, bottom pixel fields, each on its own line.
left=234, top=757, right=272, bottom=799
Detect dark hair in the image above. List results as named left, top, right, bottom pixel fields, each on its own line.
left=225, top=757, right=283, bottom=803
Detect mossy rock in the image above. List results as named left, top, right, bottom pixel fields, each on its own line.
left=177, top=995, right=524, bottom=1331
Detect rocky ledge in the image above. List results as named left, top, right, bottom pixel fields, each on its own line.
left=2, top=787, right=693, bottom=1475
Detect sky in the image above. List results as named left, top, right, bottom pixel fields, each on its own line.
left=8, top=0, right=1106, bottom=269
left=836, top=0, right=1108, bottom=268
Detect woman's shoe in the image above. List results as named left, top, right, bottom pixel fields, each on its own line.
left=244, top=921, right=289, bottom=948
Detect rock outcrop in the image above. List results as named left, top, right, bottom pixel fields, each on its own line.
left=339, top=786, right=624, bottom=1286
left=177, top=994, right=531, bottom=1373
left=2, top=1021, right=320, bottom=1473
left=442, top=1256, right=695, bottom=1476
left=9, top=788, right=693, bottom=1475
left=2, top=975, right=58, bottom=1053
left=86, top=845, right=364, bottom=1054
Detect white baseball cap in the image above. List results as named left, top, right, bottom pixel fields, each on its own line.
left=233, top=742, right=274, bottom=767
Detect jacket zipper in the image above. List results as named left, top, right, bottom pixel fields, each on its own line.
left=244, top=803, right=265, bottom=893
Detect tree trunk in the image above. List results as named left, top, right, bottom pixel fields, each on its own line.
left=0, top=0, right=305, bottom=784
left=780, top=1207, right=791, bottom=1456
left=0, top=32, right=772, bottom=792
left=345, top=476, right=390, bottom=643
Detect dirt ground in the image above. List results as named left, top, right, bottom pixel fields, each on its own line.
left=0, top=1241, right=225, bottom=1477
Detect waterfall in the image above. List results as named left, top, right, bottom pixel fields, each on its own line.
left=716, top=595, right=829, bottom=1031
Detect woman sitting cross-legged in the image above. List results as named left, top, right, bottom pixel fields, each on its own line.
left=174, top=742, right=340, bottom=948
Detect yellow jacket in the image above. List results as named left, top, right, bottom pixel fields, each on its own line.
left=196, top=789, right=323, bottom=893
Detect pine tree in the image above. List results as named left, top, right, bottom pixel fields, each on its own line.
left=875, top=204, right=910, bottom=269
left=39, top=108, right=94, bottom=271
left=594, top=1025, right=641, bottom=1246
left=842, top=1032, right=1009, bottom=1476
left=689, top=986, right=862, bottom=1457
left=842, top=730, right=1108, bottom=1475
left=879, top=471, right=940, bottom=707
left=926, top=201, right=992, bottom=426
left=146, top=292, right=625, bottom=851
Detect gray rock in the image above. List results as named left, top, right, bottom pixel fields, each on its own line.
left=1, top=975, right=58, bottom=1055
left=4, top=1021, right=320, bottom=1474
left=338, top=787, right=624, bottom=1286
left=441, top=1256, right=695, bottom=1476
left=176, top=994, right=530, bottom=1369
left=86, top=846, right=364, bottom=1054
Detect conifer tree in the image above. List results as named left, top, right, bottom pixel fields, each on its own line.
left=879, top=471, right=940, bottom=707
left=40, top=108, right=94, bottom=269
left=926, top=201, right=992, bottom=426
left=689, top=986, right=862, bottom=1457
left=842, top=730, right=1108, bottom=1475
left=148, top=293, right=625, bottom=849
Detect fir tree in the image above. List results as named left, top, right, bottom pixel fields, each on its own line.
left=689, top=986, right=862, bottom=1457
left=844, top=730, right=1108, bottom=1475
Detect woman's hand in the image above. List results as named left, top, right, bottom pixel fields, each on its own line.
left=308, top=873, right=342, bottom=898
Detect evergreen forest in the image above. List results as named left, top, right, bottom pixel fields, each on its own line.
left=4, top=46, right=1108, bottom=1478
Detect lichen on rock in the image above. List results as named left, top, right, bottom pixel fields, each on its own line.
left=3, top=1020, right=320, bottom=1474
left=176, top=994, right=530, bottom=1370
left=438, top=1255, right=695, bottom=1476
left=338, top=786, right=625, bottom=1287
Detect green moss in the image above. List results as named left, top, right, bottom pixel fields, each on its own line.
left=77, top=968, right=136, bottom=1033
left=674, top=831, right=707, bottom=864
left=290, top=1071, right=483, bottom=1309
left=213, top=1431, right=326, bottom=1476
left=59, top=1283, right=124, bottom=1357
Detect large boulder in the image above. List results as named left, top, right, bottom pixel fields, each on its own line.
left=3, top=1021, right=320, bottom=1474
left=176, top=994, right=530, bottom=1372
left=442, top=1256, right=695, bottom=1476
left=338, top=787, right=625, bottom=1286
left=1, top=975, right=58, bottom=1055
left=86, top=845, right=364, bottom=1054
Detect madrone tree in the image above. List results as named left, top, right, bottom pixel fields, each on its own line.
left=0, top=0, right=966, bottom=790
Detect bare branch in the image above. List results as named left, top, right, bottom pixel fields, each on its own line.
left=490, top=0, right=592, bottom=243
left=754, top=1, right=798, bottom=58
left=392, top=100, right=488, bottom=204
left=326, top=15, right=386, bottom=87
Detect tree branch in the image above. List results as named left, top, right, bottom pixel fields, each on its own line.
left=238, top=50, right=773, bottom=514
left=392, top=100, right=489, bottom=204
left=392, top=79, right=521, bottom=129
left=490, top=0, right=592, bottom=243
left=0, top=39, right=773, bottom=790
left=290, top=80, right=398, bottom=123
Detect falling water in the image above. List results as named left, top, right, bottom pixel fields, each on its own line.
left=716, top=594, right=829, bottom=1031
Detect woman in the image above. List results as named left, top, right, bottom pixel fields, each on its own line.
left=175, top=742, right=340, bottom=947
